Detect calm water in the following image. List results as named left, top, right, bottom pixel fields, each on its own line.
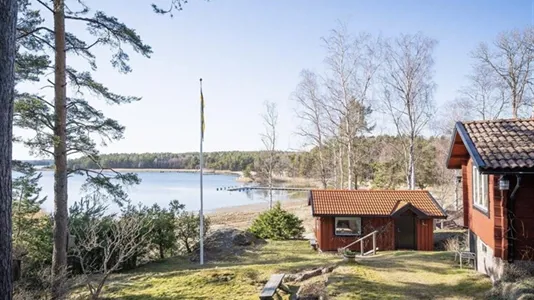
left=34, top=170, right=300, bottom=213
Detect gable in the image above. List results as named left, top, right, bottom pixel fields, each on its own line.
left=446, top=119, right=534, bottom=173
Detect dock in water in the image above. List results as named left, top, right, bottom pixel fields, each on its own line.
left=216, top=186, right=311, bottom=192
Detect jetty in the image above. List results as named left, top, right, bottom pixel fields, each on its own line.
left=216, top=186, right=311, bottom=192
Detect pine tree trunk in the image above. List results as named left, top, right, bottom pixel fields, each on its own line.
left=51, top=0, right=68, bottom=298
left=0, top=0, right=16, bottom=297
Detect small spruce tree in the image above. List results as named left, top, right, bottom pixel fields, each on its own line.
left=248, top=202, right=304, bottom=240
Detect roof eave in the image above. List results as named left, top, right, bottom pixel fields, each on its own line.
left=479, top=167, right=534, bottom=175
left=445, top=125, right=462, bottom=169
left=456, top=122, right=486, bottom=169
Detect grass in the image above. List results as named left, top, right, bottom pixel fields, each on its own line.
left=329, top=251, right=491, bottom=299
left=88, top=241, right=491, bottom=300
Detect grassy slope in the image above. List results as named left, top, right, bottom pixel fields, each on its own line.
left=97, top=241, right=491, bottom=300
left=329, top=251, right=491, bottom=299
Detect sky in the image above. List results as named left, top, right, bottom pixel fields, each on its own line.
left=14, top=0, right=534, bottom=160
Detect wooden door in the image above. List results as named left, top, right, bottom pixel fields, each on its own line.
left=395, top=215, right=416, bottom=249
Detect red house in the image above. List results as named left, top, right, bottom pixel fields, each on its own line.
left=446, top=119, right=534, bottom=280
left=309, top=190, right=447, bottom=252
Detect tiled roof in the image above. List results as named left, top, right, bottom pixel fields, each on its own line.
left=461, top=119, right=534, bottom=170
left=309, top=190, right=446, bottom=218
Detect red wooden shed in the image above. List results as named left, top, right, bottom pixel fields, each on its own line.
left=309, top=190, right=447, bottom=252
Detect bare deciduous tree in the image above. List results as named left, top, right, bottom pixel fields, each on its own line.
left=457, top=63, right=507, bottom=120
left=260, top=101, right=278, bottom=208
left=294, top=70, right=329, bottom=188
left=71, top=216, right=151, bottom=300
left=322, top=23, right=381, bottom=189
left=381, top=32, right=437, bottom=190
left=472, top=27, right=534, bottom=118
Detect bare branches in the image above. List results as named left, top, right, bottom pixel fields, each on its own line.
left=294, top=70, right=329, bottom=188
left=472, top=27, right=534, bottom=118
left=381, top=32, right=437, bottom=189
left=71, top=214, right=152, bottom=299
left=260, top=101, right=278, bottom=208
left=322, top=23, right=381, bottom=189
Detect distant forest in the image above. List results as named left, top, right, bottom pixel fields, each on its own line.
left=68, top=135, right=452, bottom=190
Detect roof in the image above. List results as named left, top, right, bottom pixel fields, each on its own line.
left=446, top=119, right=534, bottom=172
left=309, top=190, right=446, bottom=218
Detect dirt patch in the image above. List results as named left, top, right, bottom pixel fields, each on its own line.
left=190, top=228, right=265, bottom=262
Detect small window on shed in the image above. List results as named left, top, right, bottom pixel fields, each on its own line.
left=334, top=217, right=361, bottom=236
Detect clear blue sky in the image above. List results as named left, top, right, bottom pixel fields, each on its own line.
left=14, top=0, right=533, bottom=160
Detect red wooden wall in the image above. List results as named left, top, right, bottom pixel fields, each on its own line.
left=463, top=158, right=511, bottom=259
left=462, top=158, right=534, bottom=261
left=416, top=219, right=434, bottom=251
left=315, top=217, right=395, bottom=252
left=511, top=175, right=534, bottom=260
left=464, top=159, right=497, bottom=250
left=315, top=216, right=436, bottom=251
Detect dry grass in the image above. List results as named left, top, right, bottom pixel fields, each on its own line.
left=78, top=241, right=492, bottom=300
left=328, top=251, right=491, bottom=299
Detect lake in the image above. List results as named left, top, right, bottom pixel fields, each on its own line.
left=34, top=170, right=303, bottom=213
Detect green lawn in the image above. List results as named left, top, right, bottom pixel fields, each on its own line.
left=88, top=241, right=491, bottom=300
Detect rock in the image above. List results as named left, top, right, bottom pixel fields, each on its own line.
left=190, top=228, right=264, bottom=262
left=297, top=268, right=323, bottom=282
left=296, top=279, right=327, bottom=300
left=290, top=266, right=336, bottom=282
left=321, top=265, right=335, bottom=274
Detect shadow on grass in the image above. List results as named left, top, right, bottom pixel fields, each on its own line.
left=355, top=251, right=461, bottom=275
left=328, top=267, right=490, bottom=300
left=114, top=294, right=206, bottom=300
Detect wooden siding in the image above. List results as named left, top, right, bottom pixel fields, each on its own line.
left=314, top=216, right=436, bottom=252
left=511, top=175, right=534, bottom=260
left=465, top=158, right=496, bottom=249
left=416, top=219, right=434, bottom=250
left=315, top=217, right=395, bottom=252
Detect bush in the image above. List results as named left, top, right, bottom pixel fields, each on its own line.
left=248, top=202, right=304, bottom=240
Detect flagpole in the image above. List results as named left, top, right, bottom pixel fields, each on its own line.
left=199, top=78, right=204, bottom=265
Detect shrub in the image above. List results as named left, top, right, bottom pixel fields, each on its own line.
left=248, top=202, right=304, bottom=240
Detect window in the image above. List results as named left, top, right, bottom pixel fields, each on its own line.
left=334, top=217, right=361, bottom=236
left=472, top=165, right=489, bottom=212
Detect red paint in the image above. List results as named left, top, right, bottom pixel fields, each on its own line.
left=314, top=216, right=436, bottom=252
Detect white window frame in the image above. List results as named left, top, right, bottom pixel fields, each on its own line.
left=334, top=217, right=361, bottom=236
left=472, top=165, right=489, bottom=213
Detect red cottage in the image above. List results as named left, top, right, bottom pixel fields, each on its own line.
left=446, top=118, right=534, bottom=281
left=309, top=190, right=447, bottom=252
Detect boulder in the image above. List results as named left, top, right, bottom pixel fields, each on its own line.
left=190, top=228, right=264, bottom=262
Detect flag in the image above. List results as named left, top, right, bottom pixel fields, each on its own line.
left=200, top=82, right=205, bottom=141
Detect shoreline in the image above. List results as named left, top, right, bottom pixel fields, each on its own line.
left=39, top=167, right=319, bottom=187
left=39, top=167, right=242, bottom=176
left=207, top=198, right=314, bottom=234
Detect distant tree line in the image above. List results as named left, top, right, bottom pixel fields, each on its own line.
left=68, top=135, right=450, bottom=190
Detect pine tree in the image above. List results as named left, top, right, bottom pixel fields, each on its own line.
left=14, top=1, right=153, bottom=297
left=11, top=162, right=52, bottom=272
